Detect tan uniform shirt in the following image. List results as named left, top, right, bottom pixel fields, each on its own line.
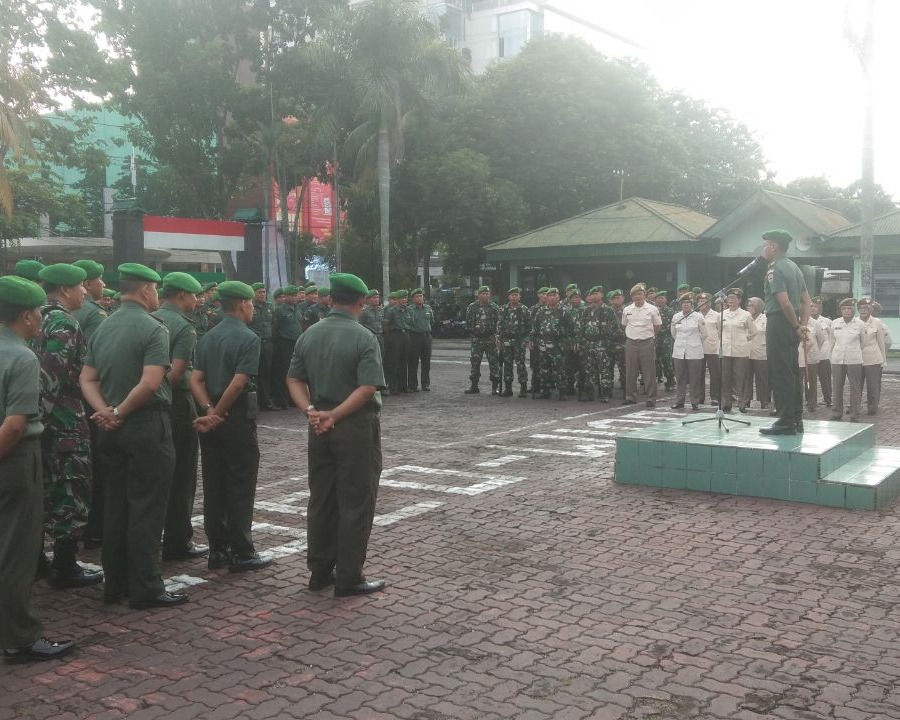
left=720, top=307, right=756, bottom=358
left=622, top=303, right=661, bottom=341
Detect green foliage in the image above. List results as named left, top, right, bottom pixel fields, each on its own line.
left=777, top=176, right=896, bottom=222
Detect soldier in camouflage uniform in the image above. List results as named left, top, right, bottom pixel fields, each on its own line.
left=34, top=264, right=103, bottom=589
left=193, top=283, right=217, bottom=338
left=654, top=291, right=676, bottom=390
left=578, top=286, right=619, bottom=402
left=464, top=286, right=501, bottom=394
left=529, top=287, right=548, bottom=397
left=530, top=288, right=575, bottom=400
left=497, top=287, right=530, bottom=397
left=564, top=289, right=585, bottom=396
left=607, top=289, right=628, bottom=398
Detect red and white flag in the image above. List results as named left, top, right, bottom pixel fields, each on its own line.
left=143, top=216, right=245, bottom=252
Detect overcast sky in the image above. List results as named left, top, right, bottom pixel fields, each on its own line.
left=557, top=0, right=898, bottom=201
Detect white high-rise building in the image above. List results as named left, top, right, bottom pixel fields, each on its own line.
left=349, top=1, right=639, bottom=74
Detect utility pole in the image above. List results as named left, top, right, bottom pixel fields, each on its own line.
left=333, top=137, right=341, bottom=272
left=614, top=168, right=627, bottom=204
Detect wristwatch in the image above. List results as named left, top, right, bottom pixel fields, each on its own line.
left=112, top=406, right=120, bottom=418
left=305, top=404, right=315, bottom=416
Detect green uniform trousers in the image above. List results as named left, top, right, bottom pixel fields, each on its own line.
left=766, top=312, right=803, bottom=426
left=408, top=331, right=432, bottom=390
left=162, top=391, right=199, bottom=554
left=307, top=406, right=382, bottom=589
left=385, top=331, right=410, bottom=392
left=98, top=409, right=175, bottom=603
left=256, top=338, right=274, bottom=409
left=200, top=395, right=260, bottom=557
left=0, top=437, right=44, bottom=648
left=272, top=338, right=296, bottom=407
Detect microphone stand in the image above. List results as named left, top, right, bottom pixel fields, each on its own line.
left=682, top=258, right=763, bottom=432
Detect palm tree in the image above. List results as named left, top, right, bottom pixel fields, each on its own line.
left=308, top=0, right=468, bottom=297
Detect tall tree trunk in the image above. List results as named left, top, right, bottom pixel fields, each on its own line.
left=378, top=126, right=391, bottom=298
left=421, top=240, right=432, bottom=299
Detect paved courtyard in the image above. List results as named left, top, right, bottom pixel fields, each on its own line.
left=6, top=340, right=900, bottom=720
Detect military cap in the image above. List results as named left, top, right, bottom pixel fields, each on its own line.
left=118, top=262, right=161, bottom=283
left=810, top=296, right=822, bottom=304
left=162, top=272, right=203, bottom=294
left=410, top=288, right=424, bottom=296
left=273, top=287, right=284, bottom=298
left=655, top=290, right=667, bottom=299
left=304, top=283, right=317, bottom=290
left=507, top=287, right=521, bottom=295
left=762, top=229, right=793, bottom=248
left=546, top=287, right=560, bottom=295
left=366, top=289, right=380, bottom=298
left=477, top=285, right=490, bottom=293
left=318, top=287, right=330, bottom=297
left=216, top=280, right=254, bottom=300
left=330, top=273, right=369, bottom=296
left=102, top=288, right=116, bottom=298
left=305, top=285, right=318, bottom=295
left=857, top=297, right=872, bottom=307
left=647, top=287, right=658, bottom=294
left=629, top=283, right=646, bottom=295
left=568, top=288, right=581, bottom=298
left=839, top=298, right=857, bottom=308
left=73, top=259, right=104, bottom=280
left=679, top=292, right=694, bottom=303
left=588, top=285, right=603, bottom=295
left=394, top=289, right=409, bottom=299
left=691, top=286, right=703, bottom=294
left=283, top=284, right=300, bottom=294
left=537, top=287, right=549, bottom=294
left=251, top=282, right=265, bottom=291
left=696, top=292, right=711, bottom=302
left=39, top=263, right=87, bottom=286
left=872, top=301, right=883, bottom=314
left=202, top=282, right=218, bottom=292
left=726, top=287, right=743, bottom=298
left=677, top=283, right=690, bottom=291
left=0, top=275, right=47, bottom=307
left=607, top=289, right=623, bottom=299
left=565, top=283, right=578, bottom=291
left=14, top=260, right=45, bottom=281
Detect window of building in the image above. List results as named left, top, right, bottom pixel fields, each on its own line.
left=497, top=9, right=542, bottom=60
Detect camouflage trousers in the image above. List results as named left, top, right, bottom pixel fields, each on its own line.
left=656, top=340, right=675, bottom=386
left=609, top=343, right=626, bottom=391
left=500, top=340, right=528, bottom=385
left=537, top=343, right=565, bottom=393
left=470, top=337, right=500, bottom=384
left=565, top=344, right=585, bottom=393
left=530, top=346, right=542, bottom=392
left=582, top=342, right=613, bottom=399
left=41, top=430, right=92, bottom=541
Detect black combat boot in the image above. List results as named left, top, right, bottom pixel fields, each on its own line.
left=48, top=539, right=104, bottom=589
left=518, top=383, right=528, bottom=398
left=464, top=381, right=480, bottom=394
left=501, top=382, right=513, bottom=397
left=36, top=551, right=50, bottom=580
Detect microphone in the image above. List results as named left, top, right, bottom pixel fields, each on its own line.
left=737, top=255, right=764, bottom=276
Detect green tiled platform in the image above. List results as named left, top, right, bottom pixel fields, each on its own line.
left=615, top=415, right=900, bottom=510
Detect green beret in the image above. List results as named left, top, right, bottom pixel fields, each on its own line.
left=588, top=285, right=603, bottom=295
left=477, top=286, right=490, bottom=293
left=546, top=287, right=560, bottom=295
left=202, top=282, right=218, bottom=292
left=283, top=284, right=300, bottom=294
left=14, top=260, right=45, bottom=282
left=39, top=263, right=87, bottom=286
left=118, top=262, right=161, bottom=283
left=113, top=292, right=122, bottom=300
left=677, top=284, right=690, bottom=291
left=305, top=285, right=318, bottom=295
left=537, top=287, right=549, bottom=294
left=762, top=229, right=793, bottom=247
left=568, top=289, right=581, bottom=298
left=304, top=284, right=317, bottom=292
left=102, top=288, right=116, bottom=298
left=565, top=283, right=578, bottom=291
left=395, top=289, right=409, bottom=299
left=507, top=287, right=521, bottom=295
left=410, top=288, right=424, bottom=297
left=607, top=289, right=623, bottom=299
left=251, top=282, right=265, bottom=291
left=72, top=259, right=104, bottom=280
left=366, top=289, right=380, bottom=298
left=0, top=276, right=47, bottom=307
left=691, top=287, right=703, bottom=294
left=318, top=287, right=330, bottom=297
left=162, top=272, right=203, bottom=294
left=273, top=288, right=284, bottom=298
left=216, top=280, right=254, bottom=300
left=655, top=290, right=667, bottom=299
left=329, top=273, right=369, bottom=296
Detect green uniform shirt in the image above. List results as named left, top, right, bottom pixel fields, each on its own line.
left=249, top=300, right=274, bottom=340
left=289, top=309, right=385, bottom=409
left=84, top=300, right=172, bottom=409
left=0, top=325, right=43, bottom=438
left=359, top=305, right=383, bottom=335
left=273, top=303, right=303, bottom=341
left=383, top=304, right=409, bottom=332
left=153, top=302, right=198, bottom=392
left=764, top=255, right=807, bottom=314
left=407, top=303, right=434, bottom=333
left=195, top=315, right=261, bottom=398
left=303, top=302, right=332, bottom=330
left=72, top=297, right=107, bottom=342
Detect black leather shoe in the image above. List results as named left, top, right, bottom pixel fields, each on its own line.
left=422, top=386, right=430, bottom=392
left=334, top=579, right=386, bottom=597
left=308, top=572, right=336, bottom=591
left=621, top=399, right=637, bottom=406
left=759, top=423, right=797, bottom=436
left=129, top=591, right=188, bottom=609
left=229, top=553, right=274, bottom=573
left=82, top=536, right=102, bottom=549
left=4, top=638, right=75, bottom=664
left=691, top=404, right=700, bottom=410
left=670, top=403, right=685, bottom=409
left=48, top=564, right=104, bottom=589
left=208, top=550, right=231, bottom=569
left=645, top=400, right=656, bottom=408
left=162, top=543, right=209, bottom=561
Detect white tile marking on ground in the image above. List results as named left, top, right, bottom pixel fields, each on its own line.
left=165, top=574, right=209, bottom=592
left=266, top=535, right=308, bottom=559
left=487, top=444, right=606, bottom=458
left=477, top=455, right=528, bottom=467
left=530, top=433, right=615, bottom=444
left=381, top=465, right=524, bottom=482
left=373, top=501, right=445, bottom=526
left=254, top=501, right=308, bottom=516
left=555, top=428, right=621, bottom=437
left=251, top=521, right=307, bottom=539
left=430, top=360, right=470, bottom=365
left=381, top=476, right=526, bottom=495
left=257, top=424, right=304, bottom=433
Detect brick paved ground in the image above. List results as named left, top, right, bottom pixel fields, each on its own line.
left=6, top=341, right=900, bottom=719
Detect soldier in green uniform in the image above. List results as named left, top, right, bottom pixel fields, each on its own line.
left=607, top=289, right=627, bottom=398
left=271, top=284, right=302, bottom=408
left=383, top=290, right=410, bottom=393
left=287, top=272, right=386, bottom=597
left=14, top=259, right=45, bottom=282
left=578, top=286, right=618, bottom=402
left=0, top=276, right=76, bottom=664
left=99, top=288, right=116, bottom=312
left=407, top=288, right=433, bottom=392
left=34, top=264, right=103, bottom=589
left=80, top=263, right=185, bottom=609
left=497, top=287, right=530, bottom=397
left=249, top=282, right=275, bottom=410
left=194, top=282, right=218, bottom=338
left=654, top=291, right=676, bottom=390
left=464, top=286, right=501, bottom=395
left=303, top=287, right=332, bottom=330
left=298, top=285, right=316, bottom=319
left=529, top=287, right=548, bottom=397
left=759, top=229, right=811, bottom=435
left=564, top=289, right=585, bottom=396
left=154, top=272, right=208, bottom=562
left=191, top=281, right=273, bottom=574
left=360, top=290, right=384, bottom=371
left=530, top=288, right=575, bottom=400
left=72, top=260, right=109, bottom=548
